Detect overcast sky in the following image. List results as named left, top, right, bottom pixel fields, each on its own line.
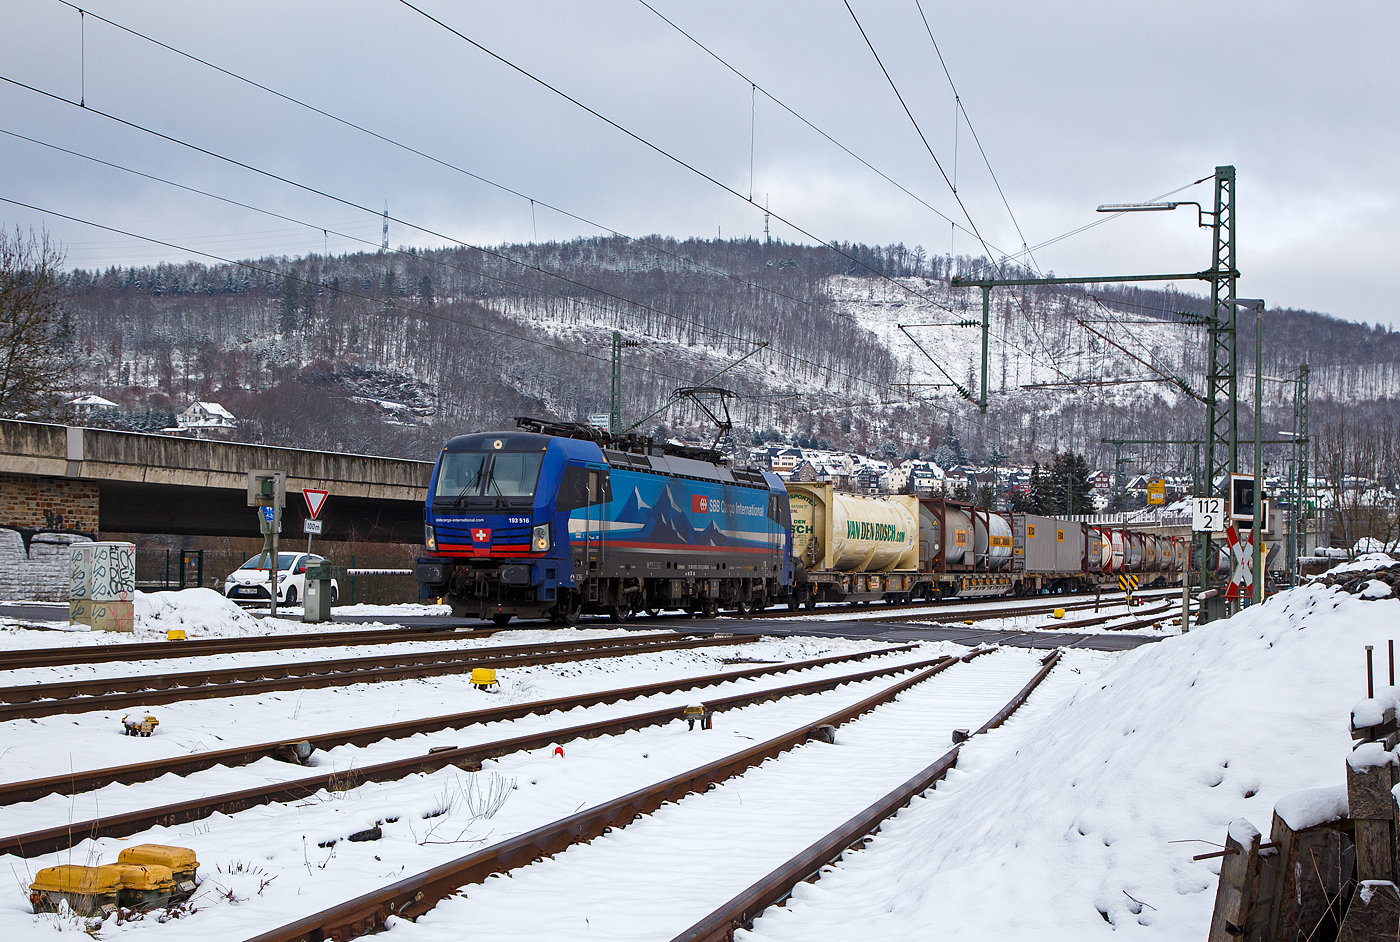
left=2, top=0, right=1396, bottom=326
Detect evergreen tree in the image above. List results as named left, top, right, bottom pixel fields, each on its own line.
left=279, top=274, right=299, bottom=333
left=1048, top=452, right=1094, bottom=515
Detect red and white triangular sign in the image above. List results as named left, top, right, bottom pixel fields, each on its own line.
left=303, top=489, right=329, bottom=519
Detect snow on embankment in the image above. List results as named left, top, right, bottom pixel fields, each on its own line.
left=752, top=566, right=1400, bottom=941
left=133, top=588, right=282, bottom=637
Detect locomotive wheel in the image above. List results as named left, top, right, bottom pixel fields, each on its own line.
left=551, top=593, right=582, bottom=627
left=491, top=614, right=514, bottom=626
left=732, top=600, right=751, bottom=618
left=609, top=601, right=635, bottom=623
left=699, top=598, right=719, bottom=619
left=803, top=595, right=817, bottom=611
left=645, top=607, right=663, bottom=618
left=787, top=598, right=800, bottom=611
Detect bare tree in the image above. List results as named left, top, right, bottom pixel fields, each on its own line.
left=0, top=227, right=73, bottom=415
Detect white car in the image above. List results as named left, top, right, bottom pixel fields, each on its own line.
left=224, top=552, right=339, bottom=607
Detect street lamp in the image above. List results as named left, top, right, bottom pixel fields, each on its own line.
left=1097, top=201, right=1213, bottom=227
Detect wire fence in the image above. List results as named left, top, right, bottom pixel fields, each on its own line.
left=127, top=539, right=421, bottom=605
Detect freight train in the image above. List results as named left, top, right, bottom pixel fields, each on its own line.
left=414, top=419, right=1187, bottom=624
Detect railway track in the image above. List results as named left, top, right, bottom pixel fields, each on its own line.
left=673, top=652, right=1062, bottom=942
left=0, top=632, right=756, bottom=721
left=819, top=590, right=1182, bottom=626
left=238, top=646, right=1060, bottom=942
left=0, top=649, right=955, bottom=858
left=747, top=586, right=1181, bottom=622
left=0, top=623, right=482, bottom=671
left=0, top=644, right=916, bottom=807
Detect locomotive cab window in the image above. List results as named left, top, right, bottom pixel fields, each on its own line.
left=435, top=450, right=544, bottom=505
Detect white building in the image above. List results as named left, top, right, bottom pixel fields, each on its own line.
left=175, top=401, right=237, bottom=438
left=67, top=395, right=118, bottom=418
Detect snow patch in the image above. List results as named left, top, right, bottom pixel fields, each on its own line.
left=1274, top=785, right=1349, bottom=831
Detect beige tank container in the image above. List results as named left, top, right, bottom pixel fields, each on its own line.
left=787, top=483, right=918, bottom=573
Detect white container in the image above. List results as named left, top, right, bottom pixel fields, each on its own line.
left=69, top=542, right=135, bottom=602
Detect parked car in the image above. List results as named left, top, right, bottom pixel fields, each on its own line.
left=224, top=552, right=339, bottom=607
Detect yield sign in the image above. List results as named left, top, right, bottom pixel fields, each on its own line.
left=303, top=489, right=329, bottom=519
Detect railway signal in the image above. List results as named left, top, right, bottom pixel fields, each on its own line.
left=1118, top=574, right=1139, bottom=606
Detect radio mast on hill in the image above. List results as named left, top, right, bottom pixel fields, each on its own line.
left=381, top=202, right=389, bottom=253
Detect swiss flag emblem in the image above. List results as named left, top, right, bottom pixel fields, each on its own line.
left=692, top=495, right=708, bottom=513
left=472, top=528, right=491, bottom=543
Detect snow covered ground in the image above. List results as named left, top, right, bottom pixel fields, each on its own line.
left=744, top=560, right=1400, bottom=941
left=4, top=560, right=1392, bottom=940
left=1, top=645, right=979, bottom=940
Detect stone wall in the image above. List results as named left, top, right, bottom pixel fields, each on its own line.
left=0, top=473, right=99, bottom=534
left=0, top=529, right=93, bottom=601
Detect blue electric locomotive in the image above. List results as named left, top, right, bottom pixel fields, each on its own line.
left=414, top=418, right=794, bottom=624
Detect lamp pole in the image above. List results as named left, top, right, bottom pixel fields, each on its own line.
left=954, top=166, right=1239, bottom=618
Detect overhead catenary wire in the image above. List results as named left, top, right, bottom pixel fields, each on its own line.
left=0, top=194, right=703, bottom=390
left=912, top=0, right=1039, bottom=275
left=47, top=0, right=893, bottom=335
left=841, top=0, right=1002, bottom=280
left=22, top=4, right=1147, bottom=447
left=633, top=0, right=1011, bottom=257
left=54, top=0, right=1211, bottom=428
left=0, top=126, right=779, bottom=373
left=392, top=0, right=961, bottom=316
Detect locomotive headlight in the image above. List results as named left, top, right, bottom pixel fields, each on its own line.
left=425, top=524, right=437, bottom=552
left=531, top=523, right=551, bottom=552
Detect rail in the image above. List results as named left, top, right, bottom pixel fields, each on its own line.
left=0, top=645, right=916, bottom=806
left=671, top=650, right=1062, bottom=942
left=243, top=652, right=981, bottom=942
left=1, top=625, right=479, bottom=670
left=0, top=651, right=955, bottom=860
left=749, top=585, right=1182, bottom=622
left=0, top=633, right=756, bottom=721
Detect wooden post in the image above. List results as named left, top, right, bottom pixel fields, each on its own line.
left=1337, top=880, right=1400, bottom=942
left=1266, top=811, right=1353, bottom=942
left=1209, top=819, right=1263, bottom=942
left=1347, top=747, right=1397, bottom=884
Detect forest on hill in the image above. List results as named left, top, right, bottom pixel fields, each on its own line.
left=25, top=231, right=1400, bottom=483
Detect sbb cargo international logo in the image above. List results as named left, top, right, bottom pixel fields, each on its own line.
left=692, top=495, right=709, bottom=513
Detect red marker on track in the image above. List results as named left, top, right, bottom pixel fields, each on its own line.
left=553, top=745, right=565, bottom=757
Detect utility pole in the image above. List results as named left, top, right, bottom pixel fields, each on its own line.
left=610, top=331, right=623, bottom=434
left=381, top=202, right=389, bottom=253
left=953, top=166, right=1240, bottom=601
left=1286, top=363, right=1310, bottom=584
left=608, top=331, right=643, bottom=434
left=1203, top=167, right=1238, bottom=605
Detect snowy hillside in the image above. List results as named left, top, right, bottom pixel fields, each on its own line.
left=60, top=237, right=1400, bottom=466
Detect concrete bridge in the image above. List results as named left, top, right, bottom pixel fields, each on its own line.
left=0, top=420, right=431, bottom=545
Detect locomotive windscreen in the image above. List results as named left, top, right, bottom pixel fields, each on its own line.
left=435, top=450, right=544, bottom=501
